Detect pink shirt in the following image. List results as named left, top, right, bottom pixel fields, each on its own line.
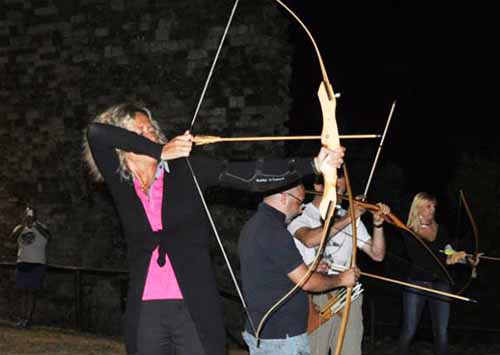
left=133, top=168, right=183, bottom=300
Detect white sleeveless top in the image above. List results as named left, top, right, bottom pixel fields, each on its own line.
left=17, top=224, right=48, bottom=264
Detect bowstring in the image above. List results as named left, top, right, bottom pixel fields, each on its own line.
left=189, top=0, right=240, bottom=131
left=185, top=0, right=258, bottom=336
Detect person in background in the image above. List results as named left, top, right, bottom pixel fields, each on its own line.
left=10, top=204, right=51, bottom=329
left=399, top=192, right=475, bottom=355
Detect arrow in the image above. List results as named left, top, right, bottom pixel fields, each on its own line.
left=193, top=134, right=381, bottom=145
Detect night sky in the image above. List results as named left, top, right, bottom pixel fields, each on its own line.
left=278, top=1, right=495, bottom=195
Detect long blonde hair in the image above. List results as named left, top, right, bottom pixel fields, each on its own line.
left=82, top=103, right=167, bottom=182
left=407, top=192, right=437, bottom=232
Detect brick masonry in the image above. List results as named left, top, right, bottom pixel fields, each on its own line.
left=0, top=0, right=293, bottom=339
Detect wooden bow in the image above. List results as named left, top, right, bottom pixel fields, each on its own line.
left=337, top=195, right=455, bottom=285
left=253, top=4, right=357, bottom=354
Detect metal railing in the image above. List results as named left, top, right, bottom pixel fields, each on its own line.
left=0, top=261, right=129, bottom=329
left=0, top=261, right=247, bottom=348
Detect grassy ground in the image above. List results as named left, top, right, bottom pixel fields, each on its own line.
left=2, top=322, right=500, bottom=355
left=0, top=323, right=125, bottom=355
left=0, top=322, right=249, bottom=355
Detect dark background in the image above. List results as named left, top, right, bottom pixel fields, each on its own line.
left=283, top=0, right=496, bottom=194
left=278, top=0, right=499, bottom=343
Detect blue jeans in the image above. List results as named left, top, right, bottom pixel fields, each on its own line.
left=242, top=330, right=310, bottom=355
left=399, top=280, right=450, bottom=355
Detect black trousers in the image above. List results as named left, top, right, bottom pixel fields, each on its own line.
left=137, top=299, right=206, bottom=355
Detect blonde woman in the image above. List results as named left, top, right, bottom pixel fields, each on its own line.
left=398, top=192, right=466, bottom=355
left=83, top=103, right=344, bottom=355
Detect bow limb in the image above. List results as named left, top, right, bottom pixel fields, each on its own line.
left=273, top=0, right=331, bottom=90
left=332, top=164, right=357, bottom=355
left=456, top=190, right=480, bottom=295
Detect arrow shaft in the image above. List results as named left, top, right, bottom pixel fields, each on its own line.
left=362, top=100, right=396, bottom=199
left=439, top=249, right=500, bottom=262
left=478, top=255, right=500, bottom=262
left=360, top=271, right=472, bottom=302
left=328, top=264, right=474, bottom=303
left=193, top=134, right=381, bottom=145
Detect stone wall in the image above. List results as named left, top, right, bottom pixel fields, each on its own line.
left=0, top=0, right=293, bottom=339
